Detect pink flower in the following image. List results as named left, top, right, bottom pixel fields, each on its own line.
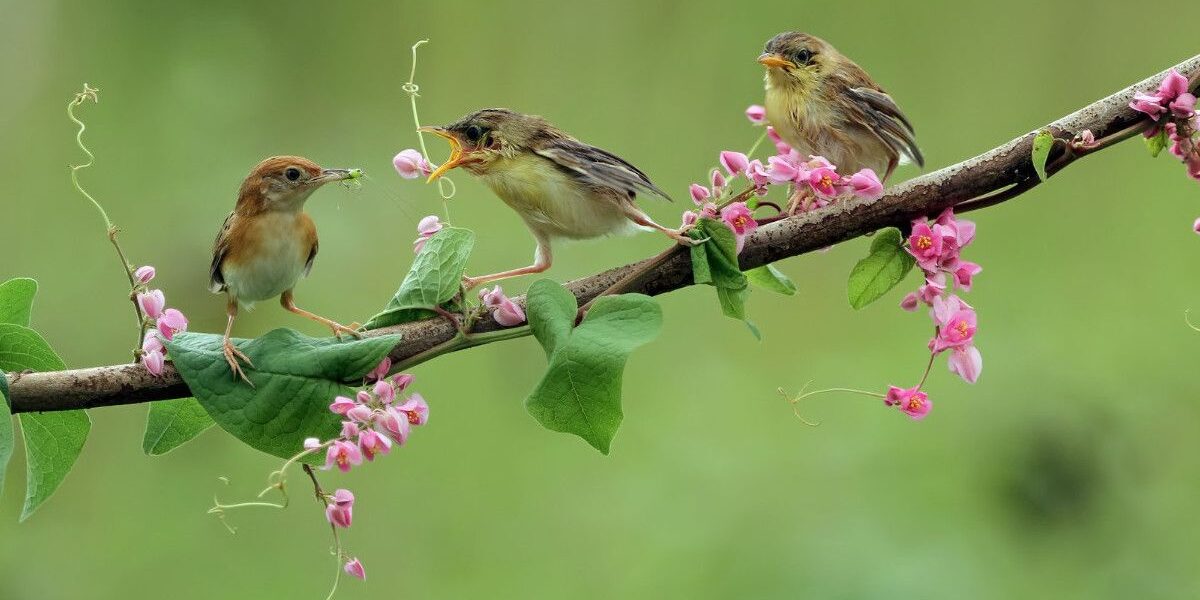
left=680, top=210, right=698, bottom=228
left=329, top=396, right=357, bottom=415
left=1130, top=93, right=1167, bottom=120
left=367, top=357, right=391, bottom=382
left=379, top=406, right=412, bottom=444
left=765, top=155, right=800, bottom=183
left=916, top=273, right=947, bottom=305
left=133, top=266, right=156, bottom=284
left=936, top=209, right=975, bottom=248
left=899, top=293, right=920, bottom=312
left=806, top=167, right=841, bottom=198
left=746, top=160, right=770, bottom=191
left=373, top=380, right=396, bottom=404
left=413, top=215, right=443, bottom=253
left=325, top=489, right=354, bottom=528
left=346, top=404, right=375, bottom=424
left=885, top=385, right=931, bottom=420
left=710, top=169, right=727, bottom=192
left=392, top=373, right=414, bottom=391
left=480, top=286, right=526, bottom=326
left=324, top=440, right=363, bottom=472
left=344, top=558, right=366, bottom=580
left=948, top=345, right=983, bottom=384
left=767, top=127, right=792, bottom=154
left=846, top=169, right=884, bottom=200
left=356, top=390, right=372, bottom=405
left=930, top=295, right=977, bottom=353
left=340, top=420, right=360, bottom=439
left=142, top=331, right=164, bottom=355
left=1157, top=69, right=1189, bottom=101
left=303, top=437, right=322, bottom=450
left=952, top=261, right=982, bottom=292
left=137, top=290, right=165, bottom=319
left=398, top=393, right=429, bottom=426
left=699, top=202, right=719, bottom=219
left=393, top=149, right=432, bottom=179
left=1194, top=217, right=1200, bottom=234
left=689, top=183, right=710, bottom=205
left=719, top=151, right=750, bottom=176
left=358, top=429, right=392, bottom=460
left=156, top=308, right=188, bottom=341
left=720, top=202, right=758, bottom=254
left=1169, top=93, right=1196, bottom=119
left=907, top=221, right=943, bottom=271
left=745, top=104, right=766, bottom=124
left=885, top=385, right=917, bottom=406
left=141, top=349, right=164, bottom=376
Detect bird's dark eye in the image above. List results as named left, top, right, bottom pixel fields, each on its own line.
left=794, top=49, right=812, bottom=64
left=464, top=125, right=484, bottom=143
left=285, top=167, right=302, bottom=181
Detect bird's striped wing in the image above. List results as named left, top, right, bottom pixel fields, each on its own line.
left=536, top=139, right=672, bottom=201
left=845, top=87, right=924, bottom=168
left=208, top=211, right=235, bottom=293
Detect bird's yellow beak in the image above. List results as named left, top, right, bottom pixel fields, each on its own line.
left=419, top=126, right=468, bottom=183
left=311, top=168, right=363, bottom=184
left=757, top=53, right=796, bottom=70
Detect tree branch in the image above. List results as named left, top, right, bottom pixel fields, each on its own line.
left=7, top=54, right=1199, bottom=414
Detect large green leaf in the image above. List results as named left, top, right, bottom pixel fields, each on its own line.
left=142, top=398, right=214, bottom=455
left=0, top=323, right=91, bottom=522
left=363, top=227, right=474, bottom=329
left=847, top=228, right=916, bottom=310
left=0, top=278, right=37, bottom=326
left=525, top=283, right=662, bottom=454
left=0, top=373, right=12, bottom=501
left=689, top=218, right=751, bottom=321
left=166, top=329, right=401, bottom=460
left=745, top=265, right=797, bottom=295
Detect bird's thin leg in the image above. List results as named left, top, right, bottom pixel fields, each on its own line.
left=281, top=290, right=363, bottom=339
left=463, top=233, right=552, bottom=290
left=222, top=298, right=254, bottom=386
left=622, top=206, right=701, bottom=246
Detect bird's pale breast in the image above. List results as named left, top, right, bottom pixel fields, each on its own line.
left=765, top=83, right=889, bottom=176
left=222, top=211, right=315, bottom=305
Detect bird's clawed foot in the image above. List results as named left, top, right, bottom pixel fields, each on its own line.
left=222, top=339, right=254, bottom=386
left=327, top=321, right=364, bottom=340
left=667, top=228, right=705, bottom=247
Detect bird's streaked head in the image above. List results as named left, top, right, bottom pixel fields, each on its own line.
left=238, top=156, right=359, bottom=212
left=759, top=32, right=835, bottom=89
left=421, top=108, right=557, bottom=181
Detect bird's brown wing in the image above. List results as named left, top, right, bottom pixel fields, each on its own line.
left=209, top=211, right=236, bottom=293
left=535, top=139, right=672, bottom=201
left=845, top=87, right=925, bottom=168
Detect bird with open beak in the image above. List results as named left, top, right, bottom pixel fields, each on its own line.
left=209, top=156, right=362, bottom=382
left=759, top=31, right=924, bottom=183
left=420, top=108, right=692, bottom=289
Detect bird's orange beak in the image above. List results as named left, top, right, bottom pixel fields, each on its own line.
left=757, top=53, right=796, bottom=70
left=419, top=126, right=470, bottom=183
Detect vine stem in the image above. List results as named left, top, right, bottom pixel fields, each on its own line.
left=403, top=39, right=455, bottom=220
left=67, top=83, right=147, bottom=356
left=391, top=326, right=532, bottom=372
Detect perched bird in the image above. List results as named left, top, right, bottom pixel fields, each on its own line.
left=420, top=108, right=689, bottom=289
left=209, top=156, right=362, bottom=382
left=758, top=31, right=924, bottom=182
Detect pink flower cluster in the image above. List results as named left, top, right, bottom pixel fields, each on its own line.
left=413, top=214, right=443, bottom=253
left=393, top=149, right=435, bottom=180
left=134, top=265, right=189, bottom=376
left=1130, top=69, right=1200, bottom=184
left=480, top=285, right=526, bottom=326
left=302, top=357, right=430, bottom=582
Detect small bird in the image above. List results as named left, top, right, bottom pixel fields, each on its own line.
left=420, top=108, right=690, bottom=289
left=209, top=156, right=362, bottom=382
left=758, top=32, right=924, bottom=182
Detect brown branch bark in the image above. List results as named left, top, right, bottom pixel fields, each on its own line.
left=7, top=54, right=1200, bottom=414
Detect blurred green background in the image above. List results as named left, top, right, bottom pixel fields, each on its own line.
left=2, top=1, right=1198, bottom=598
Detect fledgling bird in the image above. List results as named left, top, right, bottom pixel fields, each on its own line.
left=209, top=156, right=362, bottom=382
left=420, top=108, right=690, bottom=289
left=759, top=31, right=924, bottom=182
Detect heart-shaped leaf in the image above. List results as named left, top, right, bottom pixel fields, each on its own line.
left=363, top=227, right=474, bottom=329
left=746, top=264, right=797, bottom=295
left=0, top=278, right=37, bottom=326
left=143, top=398, right=214, bottom=455
left=166, top=329, right=400, bottom=460
left=847, top=227, right=916, bottom=310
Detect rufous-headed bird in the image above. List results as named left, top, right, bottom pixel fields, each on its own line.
left=209, top=156, right=362, bottom=382
left=759, top=32, right=924, bottom=181
left=420, top=108, right=691, bottom=289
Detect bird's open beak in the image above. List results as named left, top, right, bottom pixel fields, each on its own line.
left=312, top=168, right=363, bottom=184
left=757, top=53, right=796, bottom=70
left=419, top=126, right=470, bottom=183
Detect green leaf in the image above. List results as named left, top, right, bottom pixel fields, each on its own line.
left=745, top=264, right=797, bottom=295
left=847, top=228, right=916, bottom=310
left=0, top=374, right=12, bottom=499
left=524, top=283, right=662, bottom=454
left=689, top=218, right=750, bottom=321
left=364, top=227, right=475, bottom=329
left=0, top=323, right=91, bottom=521
left=1032, top=129, right=1054, bottom=181
left=1145, top=128, right=1168, bottom=158
left=0, top=278, right=37, bottom=326
left=142, top=398, right=214, bottom=455
left=525, top=279, right=576, bottom=358
left=166, top=329, right=401, bottom=460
